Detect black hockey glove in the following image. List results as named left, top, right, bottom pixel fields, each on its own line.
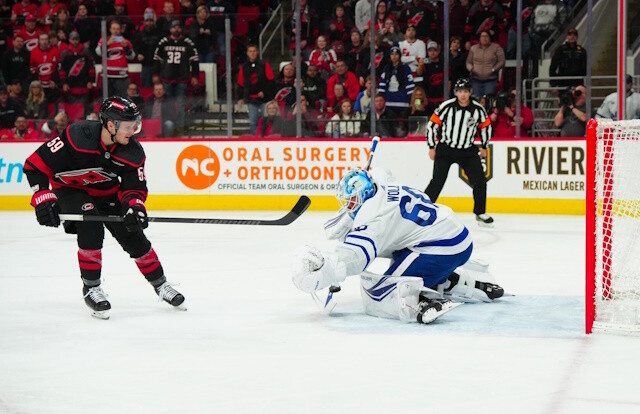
left=31, top=190, right=61, bottom=227
left=124, top=199, right=148, bottom=232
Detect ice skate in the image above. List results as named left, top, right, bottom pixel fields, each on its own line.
left=155, top=282, right=186, bottom=310
left=83, top=285, right=111, bottom=320
left=475, top=214, right=494, bottom=228
left=416, top=296, right=461, bottom=324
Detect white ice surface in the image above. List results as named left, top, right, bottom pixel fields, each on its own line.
left=1, top=211, right=639, bottom=414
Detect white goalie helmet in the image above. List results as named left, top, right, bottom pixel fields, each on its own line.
left=336, top=169, right=376, bottom=216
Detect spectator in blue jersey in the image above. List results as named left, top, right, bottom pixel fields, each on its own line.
left=354, top=75, right=373, bottom=115
left=377, top=46, right=415, bottom=121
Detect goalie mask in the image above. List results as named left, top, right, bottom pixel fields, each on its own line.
left=336, top=169, right=376, bottom=217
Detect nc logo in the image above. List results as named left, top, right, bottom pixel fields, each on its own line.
left=176, top=145, right=220, bottom=190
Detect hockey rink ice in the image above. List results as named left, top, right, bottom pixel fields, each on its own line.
left=1, top=210, right=639, bottom=414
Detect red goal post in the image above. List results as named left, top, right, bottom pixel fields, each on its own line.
left=586, top=118, right=640, bottom=334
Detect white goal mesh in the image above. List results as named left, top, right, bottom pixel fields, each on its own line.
left=591, top=119, right=640, bottom=334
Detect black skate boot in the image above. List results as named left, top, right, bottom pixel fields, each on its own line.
left=475, top=214, right=494, bottom=228
left=155, top=282, right=186, bottom=310
left=83, top=285, right=111, bottom=320
left=416, top=294, right=461, bottom=324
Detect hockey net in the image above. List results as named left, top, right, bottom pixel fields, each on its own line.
left=586, top=119, right=640, bottom=334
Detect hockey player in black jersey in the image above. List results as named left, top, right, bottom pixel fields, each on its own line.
left=23, top=96, right=185, bottom=319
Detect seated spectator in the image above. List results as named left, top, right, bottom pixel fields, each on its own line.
left=378, top=46, right=415, bottom=119
left=388, top=0, right=408, bottom=21
left=144, top=83, right=177, bottom=137
left=25, top=80, right=47, bottom=119
left=354, top=76, right=373, bottom=115
left=41, top=110, right=70, bottom=139
left=327, top=4, right=353, bottom=49
left=282, top=94, right=319, bottom=137
left=302, top=65, right=327, bottom=111
left=256, top=100, right=284, bottom=138
left=189, top=5, right=215, bottom=63
left=490, top=90, right=534, bottom=137
left=554, top=85, right=588, bottom=137
left=465, top=30, right=505, bottom=97
left=0, top=86, right=26, bottom=129
left=0, top=114, right=39, bottom=140
left=368, top=1, right=396, bottom=34
left=327, top=83, right=347, bottom=115
left=308, top=36, right=338, bottom=80
left=273, top=63, right=297, bottom=114
left=404, top=86, right=434, bottom=135
left=325, top=98, right=362, bottom=138
left=126, top=82, right=145, bottom=109
left=596, top=75, right=640, bottom=120
left=48, top=30, right=67, bottom=53
left=327, top=60, right=360, bottom=110
left=359, top=30, right=389, bottom=83
left=380, top=18, right=403, bottom=50
left=363, top=93, right=402, bottom=137
left=11, top=1, right=39, bottom=25
left=8, top=80, right=26, bottom=105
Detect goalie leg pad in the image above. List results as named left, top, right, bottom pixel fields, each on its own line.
left=360, top=272, right=432, bottom=322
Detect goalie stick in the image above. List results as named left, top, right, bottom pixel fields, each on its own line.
left=59, top=195, right=311, bottom=226
left=311, top=137, right=381, bottom=313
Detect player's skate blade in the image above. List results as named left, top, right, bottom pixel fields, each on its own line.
left=83, top=285, right=111, bottom=319
left=155, top=282, right=187, bottom=310
left=417, top=298, right=461, bottom=324
left=475, top=214, right=494, bottom=228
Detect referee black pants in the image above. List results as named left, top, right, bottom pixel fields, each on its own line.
left=424, top=144, right=487, bottom=215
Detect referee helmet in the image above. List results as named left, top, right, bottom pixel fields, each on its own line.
left=454, top=78, right=472, bottom=92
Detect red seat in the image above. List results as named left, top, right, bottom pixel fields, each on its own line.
left=47, top=103, right=56, bottom=118
left=235, top=6, right=260, bottom=37
left=141, top=119, right=162, bottom=138
left=59, top=103, right=85, bottom=121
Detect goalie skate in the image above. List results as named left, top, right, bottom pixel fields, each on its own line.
left=83, top=285, right=111, bottom=320
left=416, top=296, right=461, bottom=324
left=155, top=282, right=187, bottom=310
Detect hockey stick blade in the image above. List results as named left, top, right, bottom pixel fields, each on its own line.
left=59, top=195, right=311, bottom=226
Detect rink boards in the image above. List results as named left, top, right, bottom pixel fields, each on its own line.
left=0, top=136, right=586, bottom=214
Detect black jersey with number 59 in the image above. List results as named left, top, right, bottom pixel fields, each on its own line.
left=23, top=121, right=148, bottom=205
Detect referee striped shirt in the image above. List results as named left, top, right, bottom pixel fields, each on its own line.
left=426, top=98, right=492, bottom=149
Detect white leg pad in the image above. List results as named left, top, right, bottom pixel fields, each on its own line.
left=360, top=271, right=433, bottom=322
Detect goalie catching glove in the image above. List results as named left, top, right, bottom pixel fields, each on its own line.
left=292, top=245, right=348, bottom=293
left=123, top=198, right=148, bottom=232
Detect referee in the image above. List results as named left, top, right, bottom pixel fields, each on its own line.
left=424, top=78, right=494, bottom=226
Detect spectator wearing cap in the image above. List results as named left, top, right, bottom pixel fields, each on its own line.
left=30, top=32, right=61, bottom=102
left=95, top=20, right=136, bottom=97
left=419, top=41, right=445, bottom=105
left=399, top=23, right=426, bottom=83
left=59, top=31, right=95, bottom=113
left=134, top=8, right=162, bottom=87
left=153, top=19, right=199, bottom=134
left=596, top=75, right=640, bottom=121
left=378, top=45, right=415, bottom=119
left=2, top=35, right=31, bottom=90
left=0, top=115, right=39, bottom=140
left=8, top=80, right=26, bottom=105
left=0, top=86, right=26, bottom=130
left=189, top=5, right=216, bottom=63
left=16, top=14, right=42, bottom=52
left=208, top=0, right=236, bottom=60
left=465, top=30, right=505, bottom=97
left=108, top=0, right=136, bottom=41
left=549, top=27, right=587, bottom=88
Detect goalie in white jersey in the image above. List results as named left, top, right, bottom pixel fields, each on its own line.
left=292, top=168, right=504, bottom=324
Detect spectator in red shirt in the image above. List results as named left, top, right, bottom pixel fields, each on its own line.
left=30, top=32, right=60, bottom=102
left=489, top=89, right=534, bottom=137
left=16, top=14, right=41, bottom=52
left=60, top=31, right=95, bottom=111
left=38, top=0, right=66, bottom=28
left=95, top=20, right=136, bottom=98
left=11, top=0, right=38, bottom=24
left=327, top=59, right=360, bottom=107
left=0, top=115, right=40, bottom=140
left=256, top=100, right=284, bottom=138
left=308, top=36, right=338, bottom=81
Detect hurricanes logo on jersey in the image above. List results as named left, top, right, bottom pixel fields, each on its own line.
left=56, top=168, right=115, bottom=186
left=459, top=144, right=493, bottom=186
left=176, top=145, right=220, bottom=190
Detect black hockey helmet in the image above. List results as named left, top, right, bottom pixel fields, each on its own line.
left=99, top=96, right=142, bottom=138
left=454, top=78, right=472, bottom=92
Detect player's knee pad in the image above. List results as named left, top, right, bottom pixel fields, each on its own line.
left=119, top=232, right=152, bottom=259
left=76, top=222, right=105, bottom=249
left=438, top=259, right=502, bottom=302
left=360, top=271, right=434, bottom=322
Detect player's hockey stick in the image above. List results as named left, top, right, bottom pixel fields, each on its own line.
left=312, top=137, right=381, bottom=313
left=59, top=195, right=311, bottom=226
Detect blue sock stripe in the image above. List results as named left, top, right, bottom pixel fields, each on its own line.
left=414, top=227, right=469, bottom=248
left=345, top=234, right=378, bottom=257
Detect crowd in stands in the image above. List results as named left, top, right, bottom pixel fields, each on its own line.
left=242, top=0, right=596, bottom=139
left=0, top=0, right=617, bottom=141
